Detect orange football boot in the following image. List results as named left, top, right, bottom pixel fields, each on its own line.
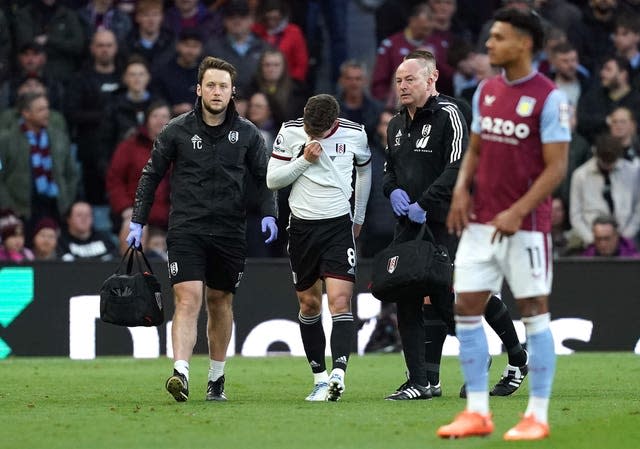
left=503, top=414, right=550, bottom=441
left=437, top=410, right=494, bottom=439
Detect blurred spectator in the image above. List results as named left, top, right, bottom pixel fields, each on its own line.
left=371, top=3, right=453, bottom=106
left=554, top=105, right=592, bottom=209
left=458, top=53, right=499, bottom=105
left=126, top=0, right=175, bottom=72
left=429, top=0, right=470, bottom=42
left=607, top=106, right=640, bottom=164
left=358, top=108, right=396, bottom=258
left=0, top=42, right=66, bottom=111
left=163, top=0, right=223, bottom=40
left=204, top=0, right=268, bottom=98
left=534, top=0, right=583, bottom=35
left=336, top=59, right=384, bottom=142
left=30, top=216, right=60, bottom=260
left=569, top=0, right=618, bottom=74
left=78, top=0, right=132, bottom=45
left=612, top=13, right=640, bottom=88
left=0, top=211, right=34, bottom=263
left=547, top=41, right=590, bottom=108
left=253, top=0, right=309, bottom=83
left=106, top=101, right=171, bottom=254
left=246, top=91, right=278, bottom=149
left=247, top=49, right=306, bottom=127
left=582, top=214, right=640, bottom=257
left=151, top=27, right=202, bottom=116
left=0, top=10, right=11, bottom=84
left=550, top=196, right=583, bottom=258
left=142, top=225, right=168, bottom=261
left=535, top=26, right=569, bottom=77
left=448, top=38, right=476, bottom=98
left=0, top=77, right=68, bottom=134
left=0, top=92, right=78, bottom=234
left=13, top=0, right=86, bottom=83
left=570, top=133, right=640, bottom=246
left=577, top=55, right=640, bottom=143
left=305, top=0, right=348, bottom=91
left=64, top=29, right=121, bottom=220
left=58, top=200, right=118, bottom=261
left=101, top=55, right=158, bottom=155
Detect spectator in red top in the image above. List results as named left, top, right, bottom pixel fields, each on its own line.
left=252, top=0, right=309, bottom=83
left=106, top=100, right=171, bottom=254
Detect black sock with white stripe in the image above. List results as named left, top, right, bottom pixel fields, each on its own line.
left=485, top=295, right=527, bottom=367
left=299, top=312, right=326, bottom=373
left=330, top=313, right=354, bottom=372
left=423, top=305, right=448, bottom=386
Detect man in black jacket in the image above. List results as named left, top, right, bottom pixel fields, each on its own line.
left=127, top=56, right=278, bottom=402
left=383, top=50, right=528, bottom=400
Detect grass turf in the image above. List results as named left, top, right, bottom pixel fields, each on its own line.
left=1, top=353, right=639, bottom=449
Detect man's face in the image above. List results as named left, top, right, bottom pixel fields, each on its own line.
left=147, top=106, right=171, bottom=140
left=408, top=13, right=435, bottom=40
left=176, top=39, right=203, bottom=67
left=339, top=66, right=365, bottom=96
left=395, top=59, right=431, bottom=109
left=486, top=21, right=530, bottom=67
left=551, top=198, right=565, bottom=227
left=429, top=0, right=456, bottom=22
left=593, top=223, right=619, bottom=256
left=261, top=53, right=285, bottom=82
left=91, top=31, right=118, bottom=65
left=18, top=50, right=46, bottom=73
left=608, top=108, right=636, bottom=141
left=600, top=59, right=622, bottom=89
left=613, top=26, right=640, bottom=53
left=23, top=96, right=50, bottom=129
left=224, top=14, right=253, bottom=38
left=68, top=203, right=93, bottom=236
left=197, top=68, right=233, bottom=115
left=553, top=50, right=578, bottom=79
left=123, top=62, right=150, bottom=93
left=136, top=7, right=163, bottom=34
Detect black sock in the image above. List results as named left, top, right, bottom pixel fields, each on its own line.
left=423, top=304, right=448, bottom=386
left=484, top=295, right=527, bottom=367
left=396, top=297, right=428, bottom=386
left=299, top=312, right=326, bottom=373
left=330, top=313, right=354, bottom=372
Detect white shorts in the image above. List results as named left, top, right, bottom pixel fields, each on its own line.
left=454, top=223, right=553, bottom=298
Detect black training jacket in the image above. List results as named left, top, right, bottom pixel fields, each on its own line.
left=132, top=100, right=276, bottom=239
left=383, top=94, right=469, bottom=224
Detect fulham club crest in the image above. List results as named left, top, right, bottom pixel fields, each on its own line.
left=387, top=256, right=398, bottom=273
left=228, top=130, right=239, bottom=143
left=336, top=143, right=346, bottom=154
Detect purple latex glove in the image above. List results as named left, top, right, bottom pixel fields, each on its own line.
left=390, top=188, right=410, bottom=216
left=126, top=221, right=143, bottom=248
left=407, top=202, right=426, bottom=224
left=261, top=216, right=278, bottom=244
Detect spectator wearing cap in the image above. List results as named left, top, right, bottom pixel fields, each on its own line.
left=125, top=0, right=176, bottom=72
left=0, top=41, right=66, bottom=112
left=582, top=214, right=640, bottom=257
left=78, top=0, right=132, bottom=46
left=0, top=92, right=78, bottom=234
left=151, top=27, right=203, bottom=116
left=30, top=216, right=61, bottom=260
left=13, top=0, right=86, bottom=83
left=163, top=0, right=223, bottom=40
left=252, top=0, right=309, bottom=83
left=204, top=0, right=269, bottom=98
left=0, top=211, right=35, bottom=263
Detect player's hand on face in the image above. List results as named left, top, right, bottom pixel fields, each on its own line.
left=447, top=187, right=474, bottom=236
left=489, top=208, right=523, bottom=243
left=303, top=140, right=323, bottom=163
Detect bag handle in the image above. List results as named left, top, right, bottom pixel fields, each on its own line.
left=390, top=220, right=437, bottom=246
left=115, top=244, right=155, bottom=275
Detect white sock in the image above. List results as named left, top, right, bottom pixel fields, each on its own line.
left=525, top=396, right=550, bottom=424
left=313, top=370, right=329, bottom=384
left=208, top=359, right=225, bottom=382
left=467, top=391, right=490, bottom=415
left=330, top=368, right=345, bottom=379
left=174, top=360, right=189, bottom=381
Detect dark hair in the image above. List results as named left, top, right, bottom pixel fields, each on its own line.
left=549, top=41, right=576, bottom=56
left=145, top=100, right=170, bottom=121
left=16, top=91, right=46, bottom=112
left=198, top=56, right=237, bottom=86
left=592, top=214, right=619, bottom=230
left=603, top=54, right=632, bottom=74
left=615, top=13, right=640, bottom=34
left=594, top=133, right=624, bottom=164
left=303, top=94, right=339, bottom=137
left=493, top=7, right=545, bottom=54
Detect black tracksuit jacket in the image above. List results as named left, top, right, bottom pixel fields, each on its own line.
left=383, top=94, right=469, bottom=225
left=132, top=100, right=276, bottom=239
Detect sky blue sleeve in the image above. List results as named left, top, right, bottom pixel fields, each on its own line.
left=540, top=89, right=571, bottom=143
left=470, top=81, right=484, bottom=134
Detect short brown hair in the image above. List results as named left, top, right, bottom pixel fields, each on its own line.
left=136, top=0, right=163, bottom=14
left=198, top=56, right=237, bottom=85
left=594, top=133, right=623, bottom=164
left=303, top=94, right=339, bottom=137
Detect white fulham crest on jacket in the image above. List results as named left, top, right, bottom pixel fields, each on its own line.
left=228, top=130, right=239, bottom=143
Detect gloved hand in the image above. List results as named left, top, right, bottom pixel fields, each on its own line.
left=261, top=216, right=278, bottom=244
left=390, top=188, right=410, bottom=216
left=408, top=202, right=427, bottom=224
left=126, top=221, right=143, bottom=248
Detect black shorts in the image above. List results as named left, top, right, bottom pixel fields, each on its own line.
left=166, top=233, right=246, bottom=293
left=287, top=214, right=356, bottom=291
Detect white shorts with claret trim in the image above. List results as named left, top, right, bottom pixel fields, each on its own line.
left=454, top=223, right=553, bottom=299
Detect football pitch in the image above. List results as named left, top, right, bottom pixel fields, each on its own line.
left=1, top=353, right=638, bottom=449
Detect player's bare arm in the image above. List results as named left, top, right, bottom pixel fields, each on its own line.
left=489, top=141, right=569, bottom=242
left=447, top=133, right=481, bottom=236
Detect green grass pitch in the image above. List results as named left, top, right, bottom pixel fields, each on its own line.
left=1, top=353, right=639, bottom=449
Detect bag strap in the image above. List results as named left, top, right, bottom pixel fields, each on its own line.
left=114, top=245, right=134, bottom=275
left=118, top=244, right=155, bottom=275
left=390, top=221, right=437, bottom=246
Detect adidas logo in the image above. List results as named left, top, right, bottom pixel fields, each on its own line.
left=334, top=356, right=348, bottom=365
left=309, top=360, right=321, bottom=368
left=191, top=134, right=203, bottom=150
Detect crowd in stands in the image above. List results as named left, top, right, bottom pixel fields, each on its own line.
left=1, top=0, right=640, bottom=263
